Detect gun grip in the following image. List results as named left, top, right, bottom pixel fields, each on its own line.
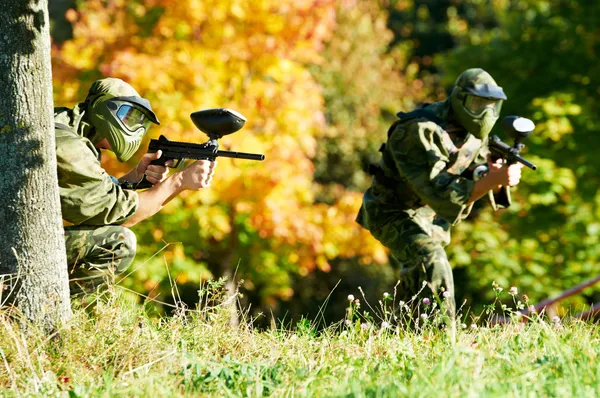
left=134, top=155, right=175, bottom=190
left=149, top=156, right=167, bottom=166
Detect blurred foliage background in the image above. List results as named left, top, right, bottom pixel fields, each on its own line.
left=49, top=0, right=600, bottom=323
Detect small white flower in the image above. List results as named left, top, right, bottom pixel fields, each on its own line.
left=442, top=291, right=451, bottom=298
left=509, top=286, right=518, bottom=295
left=552, top=316, right=560, bottom=323
left=528, top=305, right=536, bottom=313
left=361, top=323, right=368, bottom=330
left=461, top=323, right=467, bottom=329
left=383, top=292, right=389, bottom=298
left=514, top=312, right=523, bottom=320
left=470, top=324, right=478, bottom=329
left=381, top=321, right=389, bottom=329
left=421, top=313, right=428, bottom=320
left=344, top=319, right=352, bottom=326
left=347, top=294, right=355, bottom=301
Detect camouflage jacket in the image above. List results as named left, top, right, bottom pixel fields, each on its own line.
left=356, top=100, right=510, bottom=235
left=54, top=104, right=139, bottom=226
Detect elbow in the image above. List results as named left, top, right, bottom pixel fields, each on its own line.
left=427, top=198, right=472, bottom=225
left=121, top=210, right=141, bottom=228
left=121, top=217, right=138, bottom=228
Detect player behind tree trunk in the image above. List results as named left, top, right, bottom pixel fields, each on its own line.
left=54, top=78, right=216, bottom=295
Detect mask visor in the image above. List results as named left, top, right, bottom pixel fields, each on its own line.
left=464, top=95, right=502, bottom=117
left=113, top=103, right=152, bottom=135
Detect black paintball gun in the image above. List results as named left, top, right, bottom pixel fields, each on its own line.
left=133, top=108, right=264, bottom=190
left=473, top=116, right=537, bottom=180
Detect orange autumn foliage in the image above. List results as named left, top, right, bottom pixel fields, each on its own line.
left=52, top=0, right=387, bottom=303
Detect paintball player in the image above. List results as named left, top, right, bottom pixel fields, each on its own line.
left=54, top=78, right=216, bottom=295
left=356, top=68, right=524, bottom=314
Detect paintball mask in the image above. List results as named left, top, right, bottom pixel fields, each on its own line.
left=86, top=78, right=160, bottom=162
left=450, top=68, right=507, bottom=140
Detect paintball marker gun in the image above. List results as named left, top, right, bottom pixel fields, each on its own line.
left=133, top=108, right=264, bottom=190
left=473, top=116, right=537, bottom=180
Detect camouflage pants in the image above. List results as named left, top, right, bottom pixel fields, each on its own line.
left=371, top=217, right=455, bottom=314
left=64, top=225, right=137, bottom=296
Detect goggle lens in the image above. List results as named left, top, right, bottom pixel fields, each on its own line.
left=115, top=104, right=151, bottom=134
left=464, top=95, right=502, bottom=116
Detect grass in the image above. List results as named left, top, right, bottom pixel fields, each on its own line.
left=1, top=280, right=600, bottom=397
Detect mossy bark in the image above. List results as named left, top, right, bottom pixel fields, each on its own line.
left=0, top=0, right=72, bottom=331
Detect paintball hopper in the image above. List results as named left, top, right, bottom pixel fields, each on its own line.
left=502, top=116, right=535, bottom=142
left=190, top=108, right=247, bottom=138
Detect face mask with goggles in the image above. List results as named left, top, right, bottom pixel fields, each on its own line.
left=450, top=80, right=507, bottom=140
left=89, top=95, right=160, bottom=162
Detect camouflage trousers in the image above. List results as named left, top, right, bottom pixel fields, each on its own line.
left=64, top=225, right=137, bottom=296
left=370, top=216, right=455, bottom=315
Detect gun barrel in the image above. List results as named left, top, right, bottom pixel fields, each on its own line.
left=516, top=156, right=537, bottom=170
left=216, top=150, right=265, bottom=161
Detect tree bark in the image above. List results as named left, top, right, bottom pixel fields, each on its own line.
left=0, top=0, right=72, bottom=331
left=221, top=224, right=239, bottom=328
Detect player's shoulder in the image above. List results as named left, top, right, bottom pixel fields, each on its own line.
left=55, top=126, right=98, bottom=166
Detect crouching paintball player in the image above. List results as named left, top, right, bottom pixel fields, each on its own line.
left=357, top=68, right=527, bottom=316
left=54, top=78, right=216, bottom=295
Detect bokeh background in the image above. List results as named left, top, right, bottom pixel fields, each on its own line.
left=49, top=0, right=600, bottom=324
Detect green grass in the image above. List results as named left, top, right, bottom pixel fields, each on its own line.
left=1, top=282, right=600, bottom=397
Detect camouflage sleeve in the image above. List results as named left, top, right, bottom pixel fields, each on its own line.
left=387, top=120, right=475, bottom=224
left=56, top=131, right=139, bottom=225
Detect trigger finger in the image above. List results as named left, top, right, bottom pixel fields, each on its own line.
left=146, top=165, right=166, bottom=174
left=144, top=171, right=160, bottom=181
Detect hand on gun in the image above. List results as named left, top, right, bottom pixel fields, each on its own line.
left=180, top=160, right=217, bottom=190
left=136, top=150, right=176, bottom=185
left=487, top=157, right=524, bottom=188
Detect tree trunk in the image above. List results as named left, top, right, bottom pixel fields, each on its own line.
left=0, top=0, right=72, bottom=331
left=220, top=222, right=239, bottom=328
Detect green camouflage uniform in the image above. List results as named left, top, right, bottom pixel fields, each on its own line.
left=356, top=100, right=510, bottom=312
left=55, top=104, right=139, bottom=295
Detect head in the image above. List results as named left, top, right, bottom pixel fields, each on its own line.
left=85, top=78, right=160, bottom=162
left=449, top=68, right=506, bottom=140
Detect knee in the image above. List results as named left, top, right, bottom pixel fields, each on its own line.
left=115, top=227, right=137, bottom=275
left=120, top=227, right=137, bottom=256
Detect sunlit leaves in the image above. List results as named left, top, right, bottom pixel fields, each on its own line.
left=439, top=0, right=600, bottom=309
